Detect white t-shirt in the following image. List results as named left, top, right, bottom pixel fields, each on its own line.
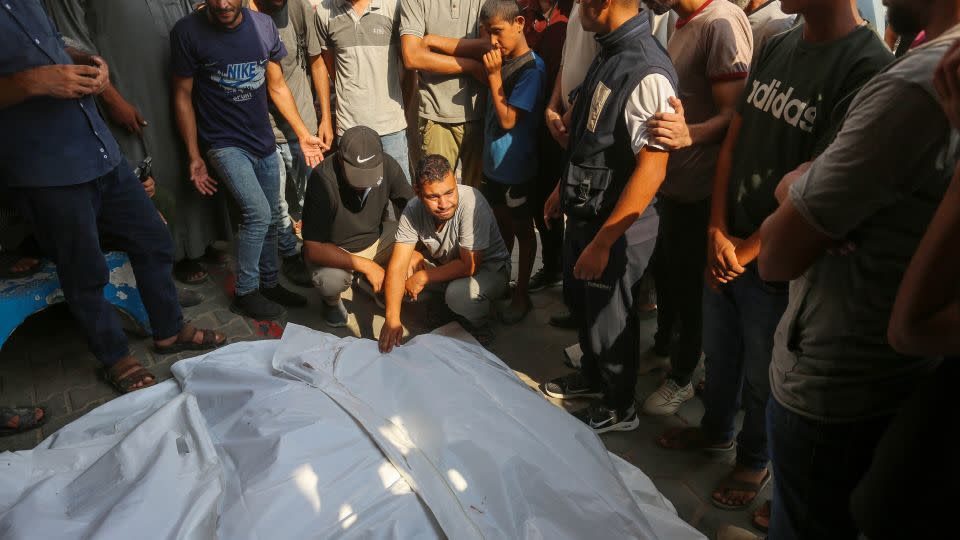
left=624, top=73, right=677, bottom=154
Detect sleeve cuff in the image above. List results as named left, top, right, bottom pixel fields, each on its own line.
left=399, top=29, right=424, bottom=38
left=788, top=176, right=844, bottom=241
left=709, top=72, right=749, bottom=83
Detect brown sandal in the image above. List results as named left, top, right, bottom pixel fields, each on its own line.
left=105, top=357, right=156, bottom=394
left=711, top=469, right=771, bottom=510
left=154, top=324, right=226, bottom=354
left=656, top=426, right=735, bottom=453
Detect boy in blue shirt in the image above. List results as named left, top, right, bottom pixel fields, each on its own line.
left=416, top=0, right=546, bottom=323
left=480, top=0, right=546, bottom=323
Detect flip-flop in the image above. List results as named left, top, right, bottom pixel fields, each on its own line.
left=656, top=426, right=735, bottom=454
left=752, top=499, right=771, bottom=532
left=154, top=325, right=226, bottom=355
left=173, top=259, right=208, bottom=285
left=711, top=469, right=772, bottom=510
left=0, top=406, right=46, bottom=437
left=104, top=358, right=156, bottom=394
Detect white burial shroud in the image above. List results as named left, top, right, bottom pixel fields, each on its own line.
left=0, top=324, right=705, bottom=540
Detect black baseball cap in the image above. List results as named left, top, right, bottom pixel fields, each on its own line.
left=339, top=126, right=384, bottom=189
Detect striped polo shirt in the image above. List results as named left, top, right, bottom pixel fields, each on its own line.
left=315, top=0, right=407, bottom=136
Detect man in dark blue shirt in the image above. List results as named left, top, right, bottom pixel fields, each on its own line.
left=171, top=0, right=327, bottom=320
left=0, top=0, right=225, bottom=393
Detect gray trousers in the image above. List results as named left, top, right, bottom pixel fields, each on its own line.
left=424, top=263, right=510, bottom=325
left=309, top=223, right=396, bottom=303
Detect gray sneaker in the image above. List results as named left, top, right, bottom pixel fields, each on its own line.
left=322, top=299, right=349, bottom=327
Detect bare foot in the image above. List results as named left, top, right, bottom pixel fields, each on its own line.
left=3, top=407, right=44, bottom=429
left=712, top=466, right=770, bottom=508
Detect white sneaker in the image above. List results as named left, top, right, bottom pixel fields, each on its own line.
left=642, top=379, right=694, bottom=416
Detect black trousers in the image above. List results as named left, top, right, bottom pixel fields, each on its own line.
left=530, top=130, right=564, bottom=273
left=13, top=162, right=182, bottom=366
left=563, top=219, right=657, bottom=412
left=653, top=195, right=710, bottom=386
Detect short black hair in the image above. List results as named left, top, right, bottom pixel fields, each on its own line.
left=414, top=154, right=453, bottom=190
left=480, top=0, right=521, bottom=24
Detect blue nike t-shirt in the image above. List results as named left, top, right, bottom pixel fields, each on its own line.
left=482, top=51, right=546, bottom=185
left=171, top=8, right=286, bottom=158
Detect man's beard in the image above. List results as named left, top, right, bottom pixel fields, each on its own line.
left=209, top=6, right=242, bottom=27
left=886, top=6, right=924, bottom=36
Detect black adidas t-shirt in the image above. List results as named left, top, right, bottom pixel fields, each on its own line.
left=301, top=152, right=414, bottom=252
left=726, top=24, right=892, bottom=238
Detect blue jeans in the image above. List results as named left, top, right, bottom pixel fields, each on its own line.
left=206, top=147, right=281, bottom=296
left=700, top=264, right=788, bottom=471
left=13, top=162, right=182, bottom=365
left=767, top=398, right=892, bottom=540
left=380, top=130, right=411, bottom=183
left=277, top=141, right=312, bottom=258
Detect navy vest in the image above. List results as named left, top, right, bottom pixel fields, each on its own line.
left=561, top=13, right=679, bottom=223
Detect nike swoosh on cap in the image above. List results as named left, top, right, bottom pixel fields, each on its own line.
left=357, top=154, right=375, bottom=164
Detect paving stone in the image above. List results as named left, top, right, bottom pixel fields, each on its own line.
left=37, top=393, right=69, bottom=421
left=217, top=317, right=253, bottom=340
left=650, top=476, right=706, bottom=528
left=67, top=382, right=115, bottom=413
left=215, top=309, right=238, bottom=326
left=0, top=428, right=43, bottom=453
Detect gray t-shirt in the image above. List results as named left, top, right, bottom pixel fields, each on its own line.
left=316, top=0, right=407, bottom=136
left=259, top=0, right=323, bottom=143
left=395, top=185, right=510, bottom=271
left=399, top=0, right=483, bottom=122
left=769, top=38, right=956, bottom=423
left=745, top=0, right=795, bottom=63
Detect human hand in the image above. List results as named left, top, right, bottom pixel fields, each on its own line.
left=299, top=134, right=327, bottom=168
left=482, top=48, right=503, bottom=78
left=543, top=184, right=561, bottom=227
left=707, top=228, right=745, bottom=284
left=105, top=94, right=147, bottom=134
left=363, top=263, right=386, bottom=294
left=647, top=97, right=692, bottom=150
left=142, top=175, right=156, bottom=198
left=573, top=240, right=610, bottom=281
left=318, top=120, right=334, bottom=151
left=404, top=270, right=428, bottom=300
left=189, top=157, right=217, bottom=195
left=934, top=39, right=960, bottom=130
left=378, top=317, right=404, bottom=353
left=89, top=56, right=110, bottom=95
left=407, top=252, right=426, bottom=279
left=18, top=64, right=102, bottom=99
left=545, top=106, right=569, bottom=149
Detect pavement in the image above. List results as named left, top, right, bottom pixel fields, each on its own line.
left=0, top=245, right=763, bottom=539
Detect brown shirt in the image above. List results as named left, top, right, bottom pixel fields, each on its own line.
left=661, top=0, right=752, bottom=201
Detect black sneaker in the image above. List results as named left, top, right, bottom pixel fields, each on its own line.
left=177, top=288, right=204, bottom=308
left=261, top=284, right=308, bottom=307
left=582, top=403, right=639, bottom=434
left=548, top=310, right=580, bottom=329
left=323, top=299, right=349, bottom=327
left=282, top=255, right=313, bottom=287
left=528, top=267, right=562, bottom=292
left=541, top=372, right=603, bottom=400
left=231, top=290, right=286, bottom=320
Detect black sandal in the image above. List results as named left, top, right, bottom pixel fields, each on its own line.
left=173, top=259, right=208, bottom=285
left=105, top=358, right=157, bottom=394
left=0, top=406, right=46, bottom=437
left=154, top=325, right=226, bottom=355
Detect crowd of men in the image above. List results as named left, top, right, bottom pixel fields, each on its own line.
left=1, top=0, right=958, bottom=538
